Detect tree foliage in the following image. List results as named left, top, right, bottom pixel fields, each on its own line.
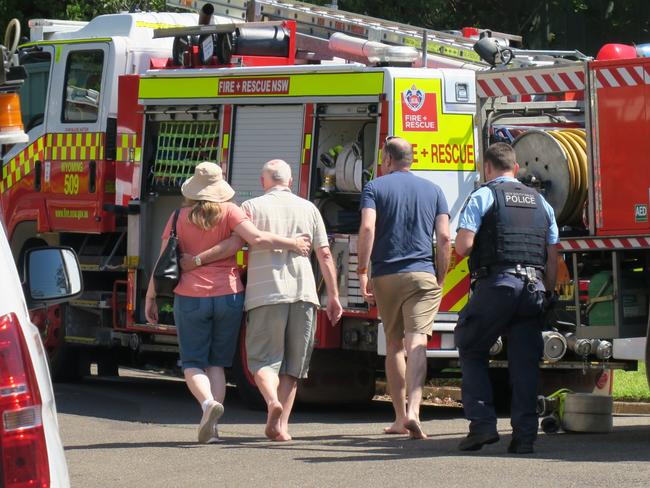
left=2, top=0, right=649, bottom=55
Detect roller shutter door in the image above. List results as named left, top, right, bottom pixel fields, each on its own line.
left=229, top=105, right=304, bottom=203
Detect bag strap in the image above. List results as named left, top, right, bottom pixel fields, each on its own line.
left=170, top=208, right=181, bottom=238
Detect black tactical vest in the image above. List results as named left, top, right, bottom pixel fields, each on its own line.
left=469, top=180, right=549, bottom=273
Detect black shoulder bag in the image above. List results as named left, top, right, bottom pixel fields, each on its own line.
left=153, top=209, right=181, bottom=296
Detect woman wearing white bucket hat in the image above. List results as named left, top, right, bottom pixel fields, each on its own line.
left=145, top=162, right=309, bottom=443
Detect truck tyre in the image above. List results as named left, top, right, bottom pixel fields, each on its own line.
left=295, top=349, right=375, bottom=405
left=232, top=323, right=265, bottom=410
left=562, top=411, right=613, bottom=433
left=97, top=352, right=120, bottom=377
left=563, top=393, right=613, bottom=415
left=46, top=304, right=84, bottom=382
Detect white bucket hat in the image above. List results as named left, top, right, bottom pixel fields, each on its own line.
left=181, top=162, right=235, bottom=203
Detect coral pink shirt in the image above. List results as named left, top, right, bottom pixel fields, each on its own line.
left=161, top=203, right=248, bottom=297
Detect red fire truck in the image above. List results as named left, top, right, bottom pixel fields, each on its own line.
left=1, top=0, right=641, bottom=406
left=474, top=38, right=650, bottom=388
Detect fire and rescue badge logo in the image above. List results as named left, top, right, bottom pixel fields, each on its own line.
left=400, top=83, right=438, bottom=132
left=403, top=85, right=425, bottom=112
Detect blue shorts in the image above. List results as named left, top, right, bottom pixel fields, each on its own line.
left=173, top=292, right=244, bottom=370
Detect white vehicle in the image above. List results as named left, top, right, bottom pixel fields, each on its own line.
left=1, top=24, right=84, bottom=487
left=0, top=218, right=82, bottom=487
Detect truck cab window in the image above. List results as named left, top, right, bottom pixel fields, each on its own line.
left=62, top=50, right=104, bottom=123
left=18, top=51, right=52, bottom=132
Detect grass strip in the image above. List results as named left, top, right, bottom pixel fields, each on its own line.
left=613, top=362, right=650, bottom=401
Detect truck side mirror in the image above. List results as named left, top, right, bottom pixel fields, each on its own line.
left=23, top=247, right=83, bottom=309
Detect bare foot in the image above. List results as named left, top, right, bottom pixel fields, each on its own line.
left=383, top=422, right=409, bottom=435
left=264, top=401, right=283, bottom=440
left=273, top=432, right=292, bottom=442
left=404, top=419, right=427, bottom=440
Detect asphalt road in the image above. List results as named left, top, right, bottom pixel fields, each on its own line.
left=56, top=369, right=650, bottom=488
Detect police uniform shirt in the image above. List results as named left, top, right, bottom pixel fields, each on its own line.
left=457, top=176, right=559, bottom=244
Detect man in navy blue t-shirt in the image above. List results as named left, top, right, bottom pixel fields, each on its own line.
left=358, top=136, right=451, bottom=439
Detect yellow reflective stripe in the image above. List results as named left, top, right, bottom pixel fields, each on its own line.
left=441, top=259, right=468, bottom=296
left=304, top=133, right=312, bottom=150
left=236, top=251, right=244, bottom=267
left=449, top=294, right=469, bottom=312
left=56, top=134, right=63, bottom=146
left=134, top=147, right=142, bottom=162
left=139, top=72, right=385, bottom=99
left=222, top=134, right=230, bottom=149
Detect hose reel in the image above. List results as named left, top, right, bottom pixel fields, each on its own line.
left=512, top=129, right=588, bottom=227
left=335, top=142, right=363, bottom=192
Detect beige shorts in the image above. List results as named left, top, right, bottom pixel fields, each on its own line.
left=372, top=272, right=443, bottom=341
left=245, top=302, right=316, bottom=379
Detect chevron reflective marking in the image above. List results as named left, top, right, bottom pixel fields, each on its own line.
left=1, top=132, right=104, bottom=193
left=477, top=67, right=585, bottom=97
left=594, top=65, right=650, bottom=89
left=559, top=237, right=650, bottom=250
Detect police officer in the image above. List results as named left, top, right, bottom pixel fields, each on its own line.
left=454, top=142, right=559, bottom=454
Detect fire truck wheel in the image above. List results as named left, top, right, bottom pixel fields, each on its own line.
left=561, top=411, right=613, bottom=433
left=295, top=349, right=375, bottom=405
left=232, top=322, right=265, bottom=410
left=563, top=393, right=613, bottom=415
left=46, top=304, right=83, bottom=382
left=96, top=353, right=120, bottom=377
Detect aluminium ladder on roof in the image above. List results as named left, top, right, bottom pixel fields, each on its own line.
left=166, top=0, right=502, bottom=67
left=166, top=0, right=588, bottom=68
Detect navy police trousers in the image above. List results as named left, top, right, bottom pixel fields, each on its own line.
left=454, top=271, right=545, bottom=444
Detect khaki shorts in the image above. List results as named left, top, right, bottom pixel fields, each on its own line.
left=245, top=302, right=316, bottom=379
left=373, top=272, right=443, bottom=341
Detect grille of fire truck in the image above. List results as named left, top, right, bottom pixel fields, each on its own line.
left=153, top=120, right=220, bottom=190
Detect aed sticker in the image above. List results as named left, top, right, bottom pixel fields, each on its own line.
left=393, top=78, right=475, bottom=171
left=634, top=203, right=648, bottom=223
